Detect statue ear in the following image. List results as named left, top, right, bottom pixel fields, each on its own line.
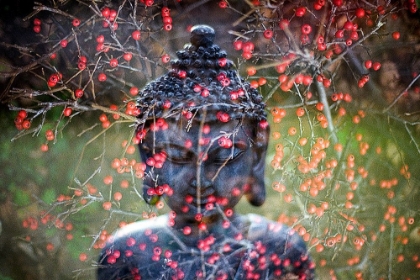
left=143, top=184, right=161, bottom=205
left=246, top=123, right=270, bottom=206
left=138, top=143, right=161, bottom=205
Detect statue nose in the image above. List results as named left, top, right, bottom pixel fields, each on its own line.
left=191, top=178, right=212, bottom=189
left=190, top=179, right=214, bottom=196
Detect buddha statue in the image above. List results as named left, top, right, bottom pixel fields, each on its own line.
left=97, top=25, right=315, bottom=280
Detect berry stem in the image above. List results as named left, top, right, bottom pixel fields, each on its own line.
left=383, top=73, right=420, bottom=113
left=315, top=81, right=338, bottom=145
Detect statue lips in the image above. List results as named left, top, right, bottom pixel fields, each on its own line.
left=188, top=188, right=216, bottom=208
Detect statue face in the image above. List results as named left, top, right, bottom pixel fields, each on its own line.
left=139, top=116, right=265, bottom=224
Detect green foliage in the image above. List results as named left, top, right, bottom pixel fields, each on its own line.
left=1, top=0, right=420, bottom=279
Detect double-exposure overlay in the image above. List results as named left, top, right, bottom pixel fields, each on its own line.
left=0, top=1, right=420, bottom=279
left=96, top=24, right=315, bottom=279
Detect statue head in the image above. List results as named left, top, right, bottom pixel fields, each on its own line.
left=135, top=25, right=269, bottom=222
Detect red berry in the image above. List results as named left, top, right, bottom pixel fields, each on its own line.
left=129, top=87, right=139, bottom=96
left=109, top=9, right=117, bottom=20
left=216, top=111, right=230, bottom=123
left=331, top=94, right=339, bottom=102
left=335, top=29, right=344, bottom=38
left=392, top=31, right=400, bottom=40
left=333, top=44, right=342, bottom=54
left=162, top=16, right=172, bottom=24
left=324, top=50, right=333, bottom=59
left=364, top=60, right=372, bottom=69
left=296, top=107, right=305, bottom=117
left=178, top=70, right=187, bottom=79
left=96, top=43, right=104, bottom=52
left=409, top=3, right=417, bottom=13
left=316, top=102, right=324, bottom=111
left=300, top=34, right=310, bottom=45
left=317, top=0, right=326, bottom=6
left=109, top=58, right=118, bottom=68
left=301, top=24, right=312, bottom=34
left=278, top=74, right=288, bottom=83
left=343, top=21, right=353, bottom=31
left=350, top=31, right=359, bottom=41
left=323, top=78, right=331, bottom=87
left=279, top=19, right=289, bottom=30
left=101, top=7, right=110, bottom=18
left=372, top=62, right=381, bottom=71
left=316, top=75, right=324, bottom=83
left=40, top=144, right=49, bottom=152
left=102, top=201, right=112, bottom=210
left=164, top=24, right=172, bottom=31
left=79, top=56, right=87, bottom=63
left=72, top=18, right=80, bottom=27
left=45, top=129, right=55, bottom=141
left=344, top=93, right=352, bottom=102
left=317, top=42, right=326, bottom=51
left=317, top=36, right=324, bottom=44
left=123, top=52, right=133, bottom=61
left=276, top=63, right=287, bottom=73
left=48, top=80, right=56, bottom=87
left=78, top=62, right=86, bottom=70
left=163, top=100, right=171, bottom=109
left=218, top=0, right=227, bottom=8
left=183, top=226, right=191, bottom=235
left=96, top=35, right=105, bottom=43
left=377, top=5, right=385, bottom=15
left=218, top=58, right=227, bottom=67
left=355, top=7, right=365, bottom=18
left=233, top=40, right=242, bottom=50
left=74, top=89, right=84, bottom=98
left=263, top=29, right=273, bottom=39
left=302, top=75, right=312, bottom=86
left=63, top=107, right=72, bottom=117
left=161, top=7, right=170, bottom=17
left=161, top=54, right=170, bottom=63
left=132, top=30, right=141, bottom=40
left=22, top=120, right=31, bottom=129
left=313, top=3, right=322, bottom=10
left=332, top=0, right=343, bottom=6
left=18, top=110, right=28, bottom=119
left=99, top=114, right=108, bottom=123
left=60, top=39, right=68, bottom=48
left=98, top=73, right=107, bottom=82
left=247, top=67, right=257, bottom=76
left=33, top=25, right=41, bottom=33
left=111, top=21, right=119, bottom=30
left=295, top=6, right=306, bottom=17
left=242, top=41, right=254, bottom=53
left=33, top=18, right=41, bottom=25
left=294, top=74, right=303, bottom=84
left=241, top=52, right=252, bottom=60
left=358, top=75, right=369, bottom=88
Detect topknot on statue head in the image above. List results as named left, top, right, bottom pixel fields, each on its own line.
left=136, top=25, right=267, bottom=131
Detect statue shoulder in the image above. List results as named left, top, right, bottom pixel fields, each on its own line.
left=245, top=213, right=315, bottom=277
left=246, top=213, right=304, bottom=245
left=111, top=214, right=169, bottom=241
left=97, top=215, right=171, bottom=280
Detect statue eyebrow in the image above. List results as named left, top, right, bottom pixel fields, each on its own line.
left=154, top=142, right=185, bottom=150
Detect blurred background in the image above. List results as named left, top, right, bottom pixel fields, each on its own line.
left=1, top=0, right=420, bottom=279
